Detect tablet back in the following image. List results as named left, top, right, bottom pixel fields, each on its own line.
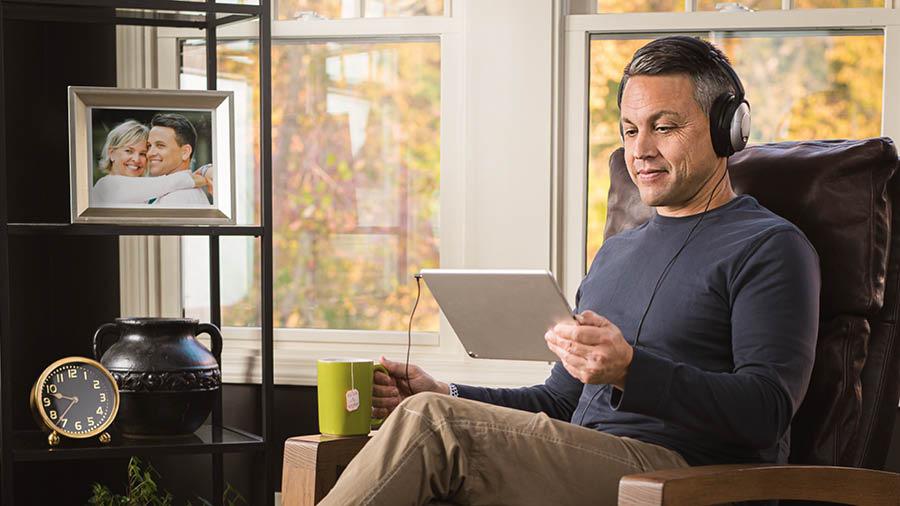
left=420, top=269, right=573, bottom=362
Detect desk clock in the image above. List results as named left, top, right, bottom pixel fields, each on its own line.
left=30, top=357, right=119, bottom=446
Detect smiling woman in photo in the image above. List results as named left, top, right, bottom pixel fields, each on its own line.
left=91, top=119, right=210, bottom=206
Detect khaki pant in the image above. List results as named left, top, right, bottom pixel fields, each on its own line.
left=319, top=392, right=689, bottom=506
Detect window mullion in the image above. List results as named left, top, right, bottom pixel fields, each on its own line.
left=883, top=25, right=900, bottom=140
left=782, top=0, right=794, bottom=10
left=358, top=0, right=366, bottom=18
left=567, top=0, right=596, bottom=15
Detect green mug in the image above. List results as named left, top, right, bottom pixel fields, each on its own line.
left=317, top=358, right=389, bottom=436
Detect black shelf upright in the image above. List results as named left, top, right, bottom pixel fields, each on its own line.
left=205, top=2, right=225, bottom=500
left=260, top=0, right=275, bottom=497
left=0, top=0, right=275, bottom=504
left=0, top=1, right=12, bottom=505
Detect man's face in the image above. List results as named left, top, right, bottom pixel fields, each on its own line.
left=620, top=74, right=725, bottom=217
left=148, top=126, right=189, bottom=176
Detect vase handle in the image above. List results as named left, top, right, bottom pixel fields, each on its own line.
left=92, top=322, right=120, bottom=361
left=196, top=322, right=223, bottom=363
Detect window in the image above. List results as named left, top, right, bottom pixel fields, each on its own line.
left=585, top=31, right=884, bottom=267
left=180, top=39, right=442, bottom=333
left=597, top=0, right=683, bottom=13
left=154, top=0, right=559, bottom=387
left=145, top=1, right=899, bottom=386
left=562, top=2, right=900, bottom=297
left=277, top=0, right=444, bottom=19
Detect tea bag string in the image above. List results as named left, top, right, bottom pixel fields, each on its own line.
left=350, top=362, right=355, bottom=391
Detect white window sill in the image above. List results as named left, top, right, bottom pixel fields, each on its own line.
left=209, top=326, right=555, bottom=388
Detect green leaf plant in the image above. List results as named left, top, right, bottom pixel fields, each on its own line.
left=88, top=456, right=247, bottom=506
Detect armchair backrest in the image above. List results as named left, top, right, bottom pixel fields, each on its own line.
left=604, top=138, right=900, bottom=469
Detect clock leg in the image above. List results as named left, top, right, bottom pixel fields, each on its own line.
left=99, top=432, right=111, bottom=444
left=47, top=431, right=60, bottom=447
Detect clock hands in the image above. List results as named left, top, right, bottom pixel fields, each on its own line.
left=56, top=395, right=79, bottom=422
left=52, top=392, right=76, bottom=401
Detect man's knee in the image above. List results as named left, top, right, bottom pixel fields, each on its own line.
left=375, top=392, right=452, bottom=435
left=394, top=391, right=461, bottom=422
left=399, top=391, right=448, bottom=411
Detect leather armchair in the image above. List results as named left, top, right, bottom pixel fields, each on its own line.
left=610, top=138, right=900, bottom=504
left=283, top=138, right=900, bottom=505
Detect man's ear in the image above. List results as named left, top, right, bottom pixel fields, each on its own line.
left=181, top=143, right=193, bottom=161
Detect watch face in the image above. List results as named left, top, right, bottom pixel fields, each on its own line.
left=34, top=358, right=118, bottom=438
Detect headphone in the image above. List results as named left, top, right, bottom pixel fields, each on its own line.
left=617, top=36, right=751, bottom=158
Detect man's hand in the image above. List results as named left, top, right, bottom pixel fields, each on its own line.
left=372, top=356, right=449, bottom=419
left=204, top=166, right=214, bottom=196
left=544, top=310, right=634, bottom=390
left=190, top=173, right=208, bottom=188
left=192, top=164, right=214, bottom=195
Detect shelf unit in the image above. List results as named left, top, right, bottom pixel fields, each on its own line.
left=0, top=0, right=274, bottom=504
left=12, top=426, right=263, bottom=461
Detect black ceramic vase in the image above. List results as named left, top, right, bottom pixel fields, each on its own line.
left=93, top=318, right=222, bottom=438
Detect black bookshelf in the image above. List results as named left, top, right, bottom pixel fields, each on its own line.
left=0, top=0, right=275, bottom=504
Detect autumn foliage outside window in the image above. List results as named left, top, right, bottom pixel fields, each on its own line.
left=181, top=40, right=441, bottom=332
left=586, top=32, right=884, bottom=270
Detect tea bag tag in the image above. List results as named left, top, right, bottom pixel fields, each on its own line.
left=346, top=389, right=360, bottom=412
left=346, top=362, right=360, bottom=411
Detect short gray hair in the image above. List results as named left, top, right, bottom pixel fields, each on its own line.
left=619, top=36, right=738, bottom=117
left=98, top=119, right=148, bottom=173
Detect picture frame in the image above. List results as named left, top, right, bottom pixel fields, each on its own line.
left=68, top=86, right=236, bottom=224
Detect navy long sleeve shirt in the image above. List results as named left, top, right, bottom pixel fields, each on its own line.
left=457, top=195, right=820, bottom=466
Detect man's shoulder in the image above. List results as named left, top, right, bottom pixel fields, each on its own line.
left=720, top=196, right=818, bottom=269
left=597, top=195, right=808, bottom=253
left=724, top=195, right=806, bottom=239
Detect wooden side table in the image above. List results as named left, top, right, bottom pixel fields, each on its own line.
left=282, top=434, right=373, bottom=506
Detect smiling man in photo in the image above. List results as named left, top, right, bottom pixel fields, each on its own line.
left=147, top=112, right=213, bottom=206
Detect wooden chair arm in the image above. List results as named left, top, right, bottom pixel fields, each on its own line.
left=617, top=463, right=900, bottom=506
left=282, top=434, right=373, bottom=506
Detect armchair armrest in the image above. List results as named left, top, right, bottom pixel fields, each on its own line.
left=617, top=464, right=900, bottom=506
left=282, top=434, right=373, bottom=506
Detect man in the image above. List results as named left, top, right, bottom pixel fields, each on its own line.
left=320, top=37, right=820, bottom=505
left=147, top=113, right=213, bottom=206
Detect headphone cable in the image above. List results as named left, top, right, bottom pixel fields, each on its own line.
left=405, top=274, right=423, bottom=396
left=632, top=166, right=728, bottom=348
left=578, top=165, right=729, bottom=427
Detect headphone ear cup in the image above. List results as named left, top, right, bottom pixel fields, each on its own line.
left=729, top=101, right=751, bottom=154
left=709, top=93, right=737, bottom=157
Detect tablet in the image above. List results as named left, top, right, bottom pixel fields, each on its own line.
left=420, top=269, right=575, bottom=362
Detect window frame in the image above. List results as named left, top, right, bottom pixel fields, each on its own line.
left=145, top=0, right=563, bottom=387
left=130, top=1, right=900, bottom=388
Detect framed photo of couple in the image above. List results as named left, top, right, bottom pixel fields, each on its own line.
left=68, top=86, right=236, bottom=224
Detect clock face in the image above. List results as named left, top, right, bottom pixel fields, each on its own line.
left=33, top=358, right=119, bottom=438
